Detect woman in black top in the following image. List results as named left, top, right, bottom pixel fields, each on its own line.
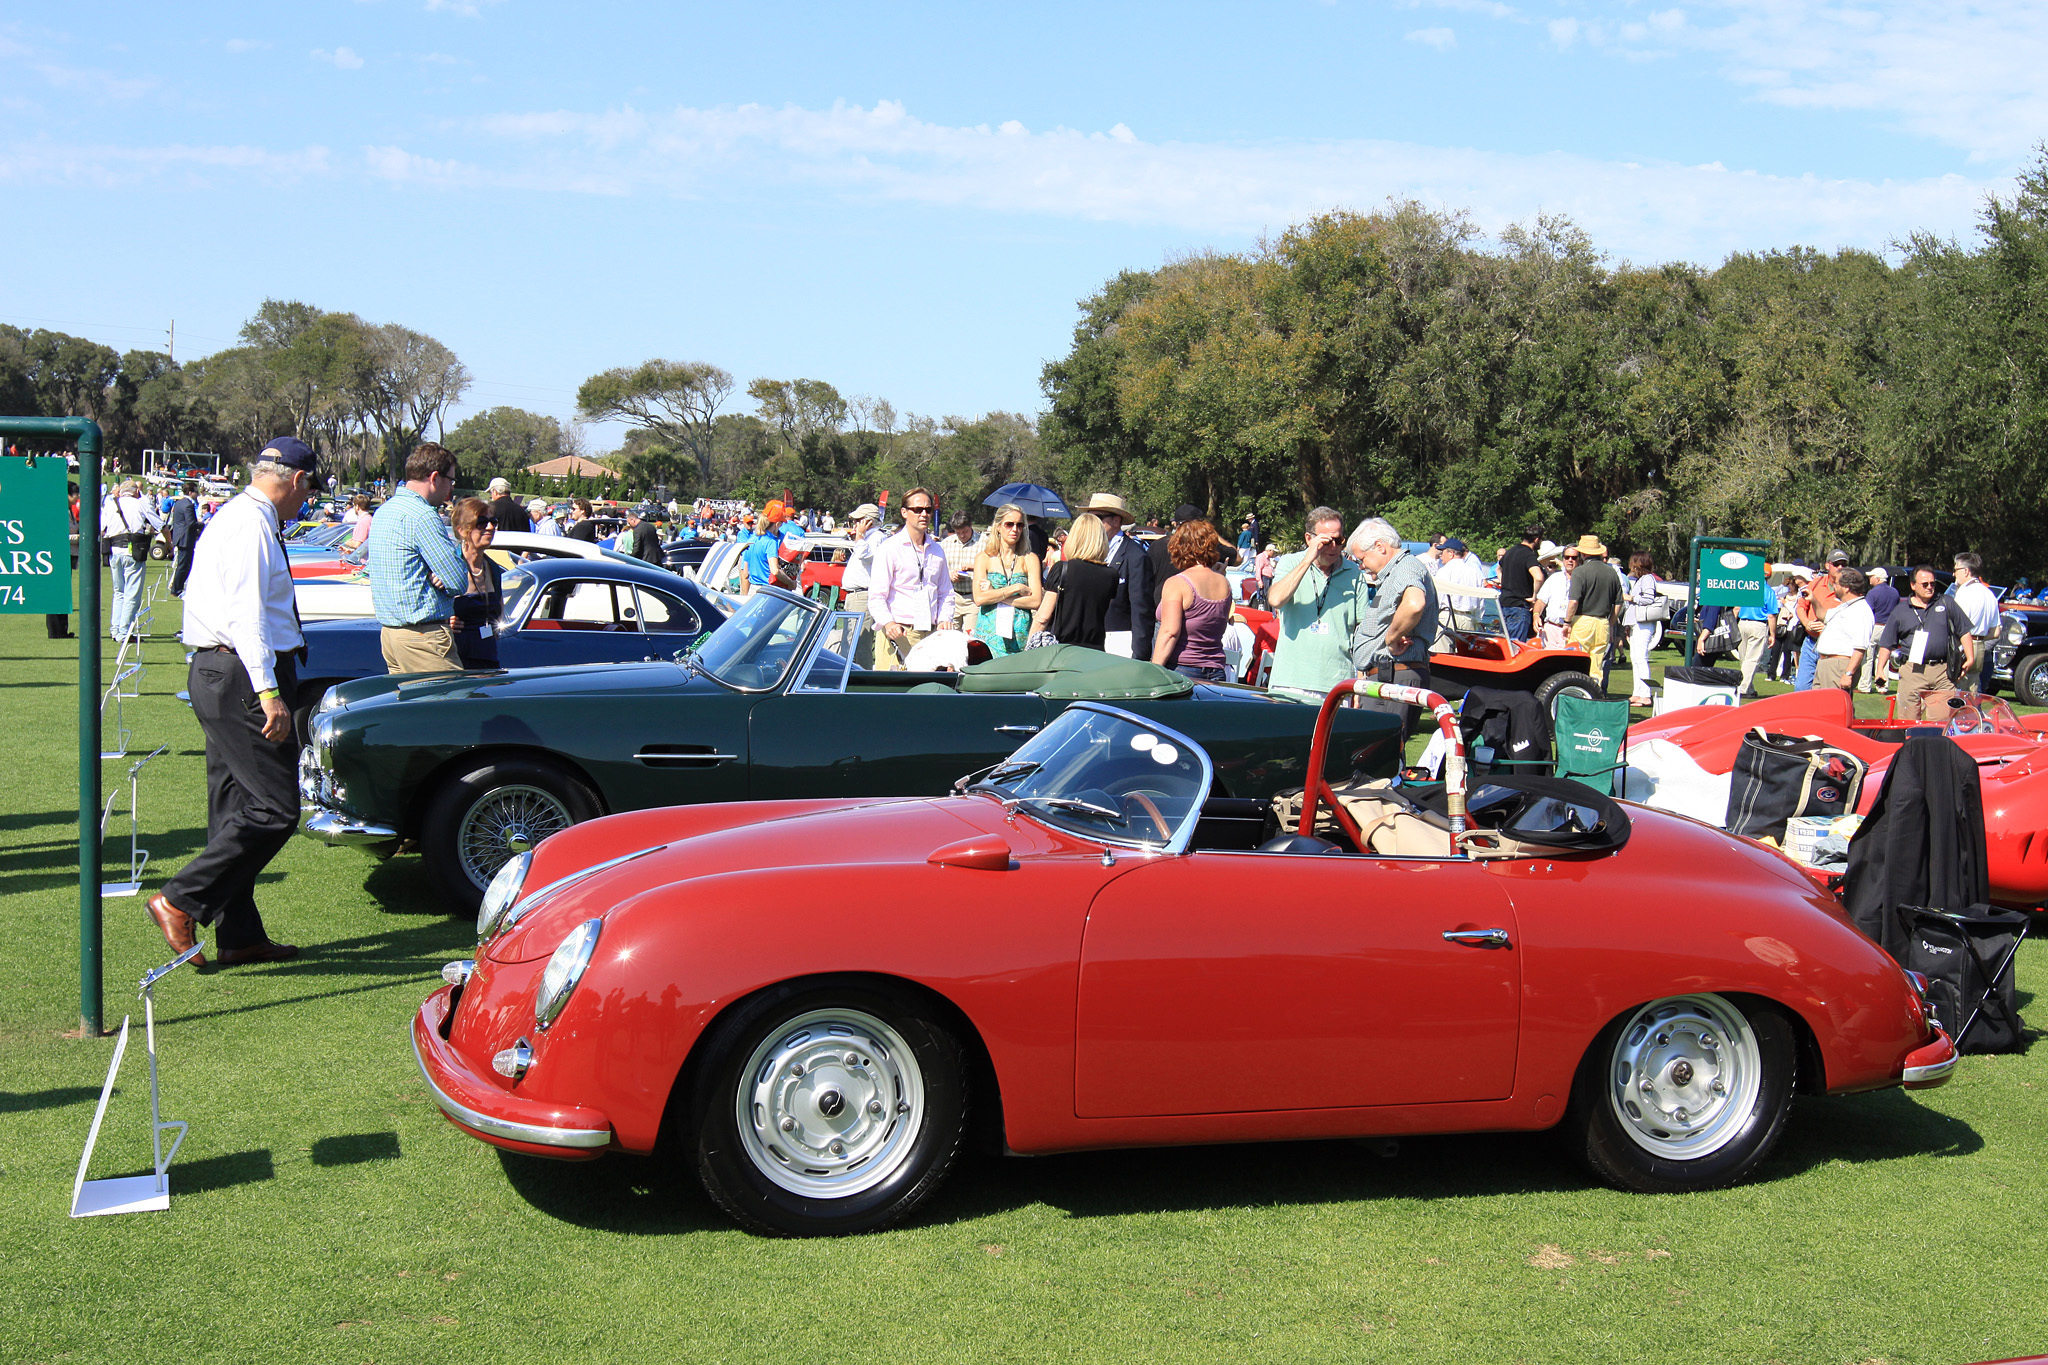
left=1031, top=512, right=1118, bottom=649
left=450, top=497, right=504, bottom=668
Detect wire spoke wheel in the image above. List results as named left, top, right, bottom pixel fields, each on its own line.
left=733, top=1008, right=926, bottom=1200
left=1605, top=994, right=1761, bottom=1161
left=457, top=784, right=574, bottom=891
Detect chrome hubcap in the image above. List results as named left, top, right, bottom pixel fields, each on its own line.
left=1606, top=994, right=1759, bottom=1160
left=736, top=1008, right=923, bottom=1198
left=458, top=784, right=574, bottom=891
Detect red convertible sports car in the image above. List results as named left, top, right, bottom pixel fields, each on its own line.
left=413, top=681, right=1958, bottom=1236
left=1624, top=688, right=2048, bottom=909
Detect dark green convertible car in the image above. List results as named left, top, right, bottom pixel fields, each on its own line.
left=300, top=588, right=1401, bottom=910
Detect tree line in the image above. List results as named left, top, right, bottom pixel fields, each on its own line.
left=0, top=300, right=470, bottom=489
left=1041, top=147, right=2048, bottom=577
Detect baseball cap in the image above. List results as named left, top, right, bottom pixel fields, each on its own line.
left=850, top=503, right=883, bottom=524
left=1172, top=503, right=1202, bottom=524
left=1827, top=548, right=1850, bottom=564
left=260, top=436, right=322, bottom=489
left=1442, top=536, right=1467, bottom=553
left=487, top=476, right=511, bottom=493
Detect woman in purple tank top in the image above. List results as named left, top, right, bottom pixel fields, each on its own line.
left=1153, top=518, right=1234, bottom=681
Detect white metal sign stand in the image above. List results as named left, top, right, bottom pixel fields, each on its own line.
left=99, top=744, right=167, bottom=898
left=70, top=941, right=202, bottom=1217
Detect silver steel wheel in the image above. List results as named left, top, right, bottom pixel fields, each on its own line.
left=1605, top=994, right=1761, bottom=1161
left=735, top=1008, right=925, bottom=1199
left=457, top=784, right=574, bottom=891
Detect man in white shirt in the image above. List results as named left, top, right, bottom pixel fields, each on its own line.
left=867, top=487, right=953, bottom=670
left=148, top=437, right=315, bottom=969
left=99, top=478, right=162, bottom=643
left=527, top=499, right=559, bottom=535
left=1951, top=552, right=2000, bottom=693
left=1814, top=568, right=1875, bottom=693
left=1434, top=537, right=1488, bottom=631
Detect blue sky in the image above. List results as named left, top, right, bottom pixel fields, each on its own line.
left=3, top=2, right=2041, bottom=449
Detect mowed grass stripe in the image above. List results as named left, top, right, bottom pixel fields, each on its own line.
left=0, top=572, right=2041, bottom=1364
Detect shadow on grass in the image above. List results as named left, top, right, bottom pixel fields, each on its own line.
left=0, top=1085, right=103, bottom=1114
left=103, top=1149, right=275, bottom=1194
left=497, top=1149, right=727, bottom=1235
left=313, top=1132, right=402, bottom=1166
left=491, top=1087, right=1988, bottom=1237
left=159, top=920, right=475, bottom=1026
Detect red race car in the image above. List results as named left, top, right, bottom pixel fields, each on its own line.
left=414, top=682, right=1956, bottom=1236
left=1625, top=688, right=2048, bottom=908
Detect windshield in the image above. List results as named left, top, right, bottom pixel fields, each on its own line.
left=1947, top=692, right=2027, bottom=738
left=691, top=590, right=821, bottom=690
left=972, top=705, right=1211, bottom=852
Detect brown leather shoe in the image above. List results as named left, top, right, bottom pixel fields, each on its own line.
left=145, top=894, right=204, bottom=967
left=214, top=940, right=300, bottom=966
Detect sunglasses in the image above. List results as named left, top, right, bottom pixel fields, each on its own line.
left=999, top=520, right=1024, bottom=529
left=904, top=505, right=935, bottom=515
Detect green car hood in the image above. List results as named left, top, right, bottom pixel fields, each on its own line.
left=327, top=660, right=701, bottom=710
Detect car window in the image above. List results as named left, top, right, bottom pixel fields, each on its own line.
left=635, top=586, right=700, bottom=635
left=529, top=580, right=634, bottom=630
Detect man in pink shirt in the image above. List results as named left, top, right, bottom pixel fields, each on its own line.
left=868, top=486, right=954, bottom=670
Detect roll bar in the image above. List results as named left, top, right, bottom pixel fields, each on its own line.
left=1297, top=679, right=1467, bottom=855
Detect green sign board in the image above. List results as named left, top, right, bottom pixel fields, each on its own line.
left=1698, top=548, right=1767, bottom=606
left=0, top=456, right=73, bottom=613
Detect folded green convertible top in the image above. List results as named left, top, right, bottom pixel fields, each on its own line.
left=957, top=644, right=1194, bottom=700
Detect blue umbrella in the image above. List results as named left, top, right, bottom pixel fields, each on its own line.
left=983, top=483, right=1071, bottom=519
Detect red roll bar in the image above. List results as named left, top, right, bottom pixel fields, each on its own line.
left=1297, top=680, right=1466, bottom=854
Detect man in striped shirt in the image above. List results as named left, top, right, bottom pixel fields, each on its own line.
left=367, top=442, right=471, bottom=674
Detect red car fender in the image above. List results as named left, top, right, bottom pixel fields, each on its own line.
left=1487, top=809, right=1932, bottom=1102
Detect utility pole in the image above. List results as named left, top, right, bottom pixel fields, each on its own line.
left=166, top=320, right=174, bottom=365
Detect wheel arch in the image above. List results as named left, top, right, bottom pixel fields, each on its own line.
left=656, top=970, right=1005, bottom=1160
left=1565, top=988, right=1826, bottom=1107
left=402, top=744, right=610, bottom=839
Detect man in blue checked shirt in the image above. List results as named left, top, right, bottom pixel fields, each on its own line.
left=367, top=441, right=472, bottom=674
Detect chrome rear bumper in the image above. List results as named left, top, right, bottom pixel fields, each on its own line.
left=305, top=810, right=399, bottom=845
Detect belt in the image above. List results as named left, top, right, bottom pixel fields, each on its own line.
left=1901, top=659, right=1949, bottom=668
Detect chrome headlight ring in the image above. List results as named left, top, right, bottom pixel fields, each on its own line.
left=476, top=851, right=534, bottom=942
left=535, top=919, right=603, bottom=1031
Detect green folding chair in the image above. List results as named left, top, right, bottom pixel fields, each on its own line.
left=1551, top=693, right=1632, bottom=795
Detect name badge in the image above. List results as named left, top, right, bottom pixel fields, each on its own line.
left=1307, top=619, right=1329, bottom=635
left=1908, top=629, right=1928, bottom=665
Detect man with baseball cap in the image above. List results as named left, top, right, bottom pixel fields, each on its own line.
left=148, top=437, right=318, bottom=968
left=838, top=503, right=887, bottom=666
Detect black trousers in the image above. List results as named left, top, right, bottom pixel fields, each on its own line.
left=1359, top=658, right=1432, bottom=745
left=159, top=651, right=298, bottom=951
left=169, top=542, right=195, bottom=597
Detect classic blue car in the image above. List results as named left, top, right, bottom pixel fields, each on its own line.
left=290, top=555, right=728, bottom=737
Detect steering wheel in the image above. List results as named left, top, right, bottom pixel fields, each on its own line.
left=1118, top=789, right=1172, bottom=841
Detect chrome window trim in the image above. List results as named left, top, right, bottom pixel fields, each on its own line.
left=1002, top=702, right=1213, bottom=857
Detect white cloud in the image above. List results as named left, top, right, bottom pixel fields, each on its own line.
left=368, top=98, right=1998, bottom=264
left=0, top=140, right=331, bottom=188
left=312, top=46, right=365, bottom=69
left=1402, top=0, right=1519, bottom=19
left=1407, top=26, right=1457, bottom=49
left=1509, top=2, right=2048, bottom=160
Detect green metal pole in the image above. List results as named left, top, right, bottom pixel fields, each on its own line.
left=0, top=417, right=105, bottom=1034
left=77, top=421, right=102, bottom=1037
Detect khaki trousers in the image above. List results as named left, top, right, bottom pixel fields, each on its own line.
left=1894, top=661, right=1957, bottom=721
left=381, top=622, right=464, bottom=675
left=1734, top=618, right=1771, bottom=694
left=1566, top=614, right=1610, bottom=663
left=1813, top=655, right=1857, bottom=691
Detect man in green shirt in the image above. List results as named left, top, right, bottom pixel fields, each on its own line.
left=1266, top=506, right=1365, bottom=704
left=1565, top=533, right=1624, bottom=691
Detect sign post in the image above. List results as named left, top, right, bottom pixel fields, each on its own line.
left=0, top=417, right=104, bottom=1035
left=1686, top=536, right=1771, bottom=670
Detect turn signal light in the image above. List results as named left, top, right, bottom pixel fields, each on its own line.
left=492, top=1039, right=534, bottom=1081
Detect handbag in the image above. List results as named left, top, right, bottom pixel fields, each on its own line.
left=1725, top=728, right=1868, bottom=841
left=1699, top=620, right=1735, bottom=654
left=1633, top=579, right=1671, bottom=623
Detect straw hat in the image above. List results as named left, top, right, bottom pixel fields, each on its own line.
left=1573, top=533, right=1607, bottom=557
left=1080, top=492, right=1130, bottom=518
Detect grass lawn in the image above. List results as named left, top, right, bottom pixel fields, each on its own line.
left=3, top=574, right=2045, bottom=1365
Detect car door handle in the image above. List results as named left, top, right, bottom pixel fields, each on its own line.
left=993, top=724, right=1041, bottom=734
left=633, top=746, right=739, bottom=767
left=1442, top=928, right=1511, bottom=949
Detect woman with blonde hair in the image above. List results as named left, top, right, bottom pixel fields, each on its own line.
left=1028, top=512, right=1118, bottom=649
left=1152, top=518, right=1233, bottom=680
left=449, top=496, right=503, bottom=668
left=972, top=501, right=1042, bottom=657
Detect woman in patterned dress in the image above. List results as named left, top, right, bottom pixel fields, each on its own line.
left=972, top=501, right=1043, bottom=656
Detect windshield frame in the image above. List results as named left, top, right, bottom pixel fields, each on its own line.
left=688, top=585, right=829, bottom=694
left=971, top=702, right=1213, bottom=856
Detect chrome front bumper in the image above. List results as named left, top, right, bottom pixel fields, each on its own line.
left=305, top=810, right=399, bottom=845
left=412, top=989, right=613, bottom=1153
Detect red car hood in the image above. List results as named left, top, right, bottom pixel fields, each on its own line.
left=485, top=797, right=999, bottom=963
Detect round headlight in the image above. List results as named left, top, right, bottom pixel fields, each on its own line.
left=476, top=851, right=533, bottom=942
left=535, top=918, right=602, bottom=1031
left=2006, top=620, right=2027, bottom=644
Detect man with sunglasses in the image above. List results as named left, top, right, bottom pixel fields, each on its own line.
left=367, top=441, right=470, bottom=675
left=868, top=486, right=953, bottom=669
left=1874, top=566, right=1976, bottom=721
